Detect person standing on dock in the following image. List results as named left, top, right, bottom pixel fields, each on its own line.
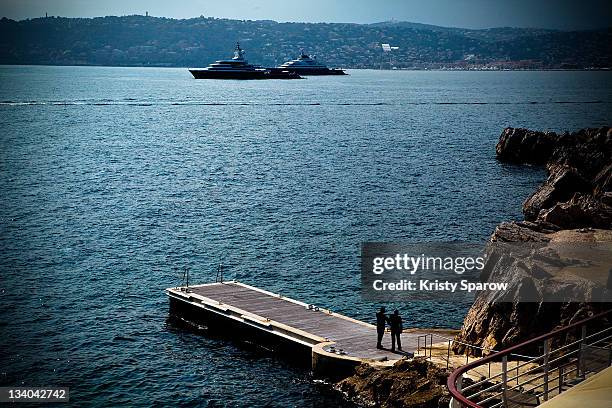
left=389, top=309, right=403, bottom=352
left=376, top=307, right=387, bottom=349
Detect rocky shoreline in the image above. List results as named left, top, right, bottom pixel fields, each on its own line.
left=454, top=126, right=611, bottom=355
left=336, top=358, right=451, bottom=408
left=495, top=126, right=611, bottom=230
left=337, top=126, right=611, bottom=406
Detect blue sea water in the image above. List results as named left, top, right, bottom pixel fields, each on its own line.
left=0, top=66, right=611, bottom=407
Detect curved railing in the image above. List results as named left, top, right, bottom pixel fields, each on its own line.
left=447, top=309, right=612, bottom=408
left=415, top=332, right=536, bottom=371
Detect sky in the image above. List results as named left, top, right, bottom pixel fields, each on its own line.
left=1, top=0, right=611, bottom=30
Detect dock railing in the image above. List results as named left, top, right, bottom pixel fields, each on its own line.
left=447, top=309, right=612, bottom=408
left=415, top=332, right=535, bottom=372
left=417, top=334, right=433, bottom=359
left=215, top=263, right=224, bottom=283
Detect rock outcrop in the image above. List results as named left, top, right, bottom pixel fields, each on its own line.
left=495, top=128, right=558, bottom=165
left=336, top=359, right=451, bottom=408
left=454, top=126, right=612, bottom=355
left=498, top=126, right=612, bottom=227
left=538, top=193, right=612, bottom=229
left=522, top=164, right=590, bottom=221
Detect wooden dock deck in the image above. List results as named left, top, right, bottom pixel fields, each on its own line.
left=166, top=281, right=424, bottom=377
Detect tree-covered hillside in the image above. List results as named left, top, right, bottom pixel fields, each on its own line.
left=0, top=15, right=610, bottom=69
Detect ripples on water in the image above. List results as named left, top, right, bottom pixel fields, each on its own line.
left=0, top=66, right=611, bottom=406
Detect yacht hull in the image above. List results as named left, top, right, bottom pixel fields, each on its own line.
left=189, top=69, right=268, bottom=79
left=266, top=68, right=303, bottom=79
left=278, top=68, right=347, bottom=76
left=189, top=69, right=301, bottom=80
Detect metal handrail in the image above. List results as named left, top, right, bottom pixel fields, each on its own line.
left=545, top=348, right=580, bottom=367
left=461, top=354, right=542, bottom=393
left=476, top=389, right=504, bottom=405
left=414, top=330, right=538, bottom=384
left=587, top=332, right=612, bottom=345
left=545, top=336, right=584, bottom=355
left=478, top=363, right=578, bottom=407
left=215, top=263, right=224, bottom=283
left=465, top=380, right=503, bottom=399
left=585, top=326, right=612, bottom=341
left=429, top=332, right=536, bottom=360
left=447, top=309, right=612, bottom=408
left=464, top=351, right=572, bottom=399
left=416, top=330, right=538, bottom=380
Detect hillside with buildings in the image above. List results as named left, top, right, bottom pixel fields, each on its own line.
left=0, top=15, right=610, bottom=69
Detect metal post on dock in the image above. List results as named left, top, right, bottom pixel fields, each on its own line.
left=543, top=339, right=550, bottom=401
left=578, top=325, right=587, bottom=378
left=215, top=263, right=224, bottom=283
left=501, top=355, right=508, bottom=395
left=182, top=266, right=189, bottom=289
left=447, top=340, right=451, bottom=369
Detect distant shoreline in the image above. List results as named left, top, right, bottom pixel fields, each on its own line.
left=0, top=63, right=610, bottom=72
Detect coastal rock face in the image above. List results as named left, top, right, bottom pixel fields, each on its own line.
left=496, top=126, right=612, bottom=170
left=537, top=193, right=612, bottom=229
left=336, top=359, right=451, bottom=408
left=453, top=298, right=604, bottom=355
left=498, top=127, right=611, bottom=226
left=453, top=228, right=612, bottom=355
left=495, top=128, right=558, bottom=164
left=522, top=164, right=590, bottom=221
left=454, top=126, right=612, bottom=355
left=498, top=126, right=611, bottom=231
left=489, top=221, right=556, bottom=242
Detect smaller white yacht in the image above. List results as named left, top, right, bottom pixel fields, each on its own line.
left=277, top=50, right=347, bottom=75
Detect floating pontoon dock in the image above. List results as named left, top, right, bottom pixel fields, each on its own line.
left=166, top=281, right=424, bottom=378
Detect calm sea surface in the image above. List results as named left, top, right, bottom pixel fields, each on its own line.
left=1, top=66, right=611, bottom=407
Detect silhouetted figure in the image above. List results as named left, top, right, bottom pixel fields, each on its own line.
left=389, top=309, right=403, bottom=351
left=376, top=307, right=387, bottom=349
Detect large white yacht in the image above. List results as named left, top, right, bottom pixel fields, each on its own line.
left=277, top=50, right=347, bottom=75
left=189, top=43, right=300, bottom=80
